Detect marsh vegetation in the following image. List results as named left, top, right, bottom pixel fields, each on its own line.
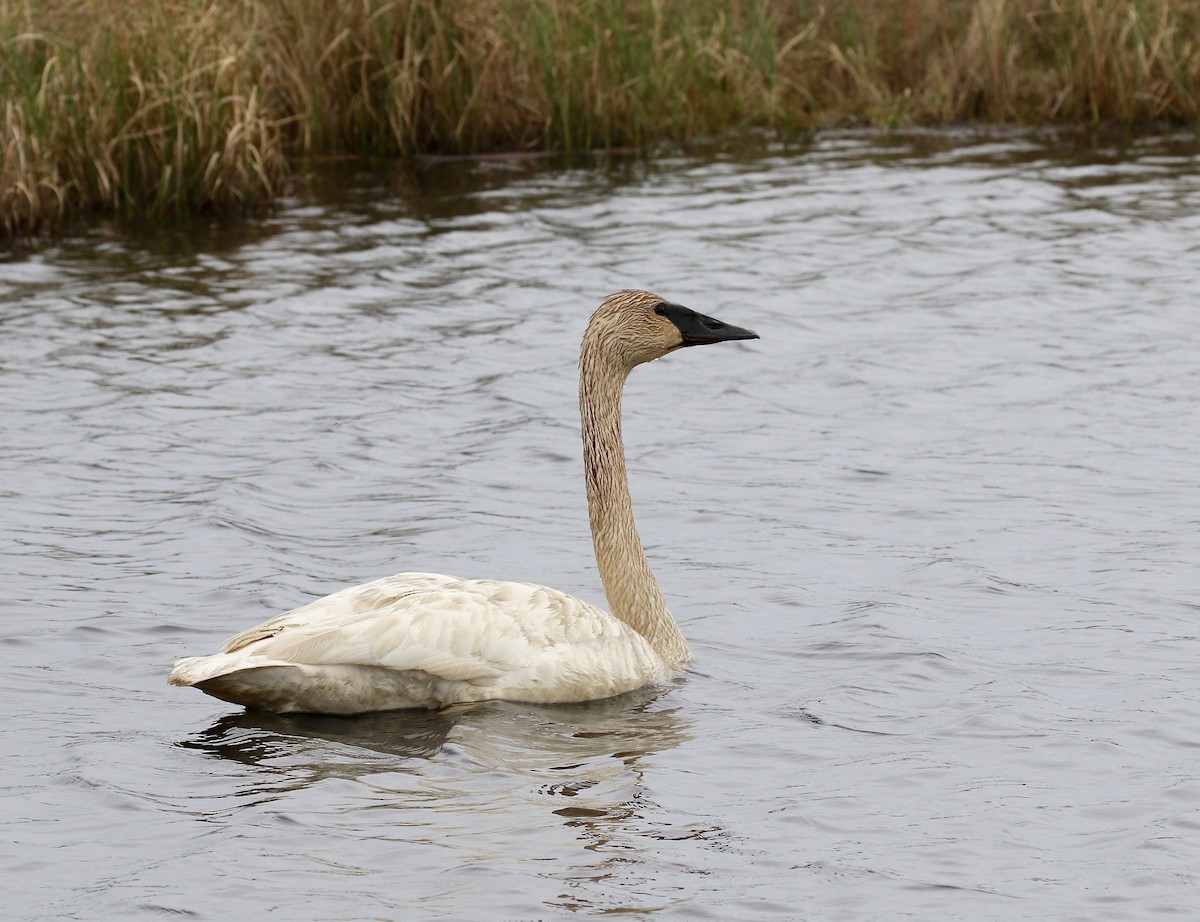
left=3, top=0, right=1198, bottom=237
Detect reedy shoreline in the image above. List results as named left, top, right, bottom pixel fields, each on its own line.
left=3, top=0, right=1199, bottom=239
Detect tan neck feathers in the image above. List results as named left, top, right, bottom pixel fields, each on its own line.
left=579, top=336, right=692, bottom=666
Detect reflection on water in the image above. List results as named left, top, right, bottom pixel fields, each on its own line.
left=4, top=130, right=1200, bottom=920
left=170, top=685, right=705, bottom=918
left=181, top=682, right=687, bottom=777
left=182, top=708, right=458, bottom=767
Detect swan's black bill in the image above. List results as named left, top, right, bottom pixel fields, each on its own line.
left=659, top=302, right=759, bottom=347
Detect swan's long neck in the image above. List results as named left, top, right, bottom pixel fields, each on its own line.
left=579, top=346, right=692, bottom=666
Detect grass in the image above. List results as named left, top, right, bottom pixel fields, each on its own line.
left=3, top=0, right=1199, bottom=239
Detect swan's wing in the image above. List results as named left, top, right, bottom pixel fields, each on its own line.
left=170, top=572, right=668, bottom=711
left=220, top=572, right=457, bottom=655
left=212, top=573, right=647, bottom=686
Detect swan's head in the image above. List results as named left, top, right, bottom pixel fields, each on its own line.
left=585, top=289, right=758, bottom=369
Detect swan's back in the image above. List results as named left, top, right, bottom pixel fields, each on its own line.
left=168, top=573, right=668, bottom=714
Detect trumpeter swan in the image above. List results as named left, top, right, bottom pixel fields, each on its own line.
left=169, top=290, right=757, bottom=714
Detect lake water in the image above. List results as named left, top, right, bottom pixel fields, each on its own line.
left=3, top=131, right=1200, bottom=920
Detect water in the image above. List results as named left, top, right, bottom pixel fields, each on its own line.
left=3, top=131, right=1200, bottom=920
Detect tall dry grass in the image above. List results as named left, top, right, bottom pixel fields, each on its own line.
left=802, top=0, right=1200, bottom=125
left=3, top=0, right=1199, bottom=239
left=2, top=0, right=287, bottom=237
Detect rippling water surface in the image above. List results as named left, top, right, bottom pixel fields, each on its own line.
left=4, top=132, right=1200, bottom=920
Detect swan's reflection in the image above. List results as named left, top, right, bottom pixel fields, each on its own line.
left=178, top=706, right=458, bottom=769
left=179, top=683, right=718, bottom=915
left=179, top=681, right=689, bottom=779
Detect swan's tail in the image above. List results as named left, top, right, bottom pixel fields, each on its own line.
left=168, top=653, right=288, bottom=687
left=168, top=655, right=215, bottom=686
left=169, top=655, right=440, bottom=713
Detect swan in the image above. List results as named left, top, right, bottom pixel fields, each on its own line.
left=169, top=290, right=757, bottom=714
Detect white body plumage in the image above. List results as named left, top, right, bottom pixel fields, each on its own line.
left=169, top=572, right=670, bottom=714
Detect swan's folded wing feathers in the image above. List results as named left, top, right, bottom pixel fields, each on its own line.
left=201, top=572, right=657, bottom=699
left=218, top=577, right=563, bottom=683
left=366, top=586, right=530, bottom=681
left=361, top=580, right=614, bottom=682
left=220, top=572, right=456, bottom=654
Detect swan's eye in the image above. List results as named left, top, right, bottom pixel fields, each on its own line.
left=653, top=304, right=668, bottom=316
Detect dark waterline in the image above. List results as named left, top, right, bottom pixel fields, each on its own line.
left=3, top=131, right=1200, bottom=920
